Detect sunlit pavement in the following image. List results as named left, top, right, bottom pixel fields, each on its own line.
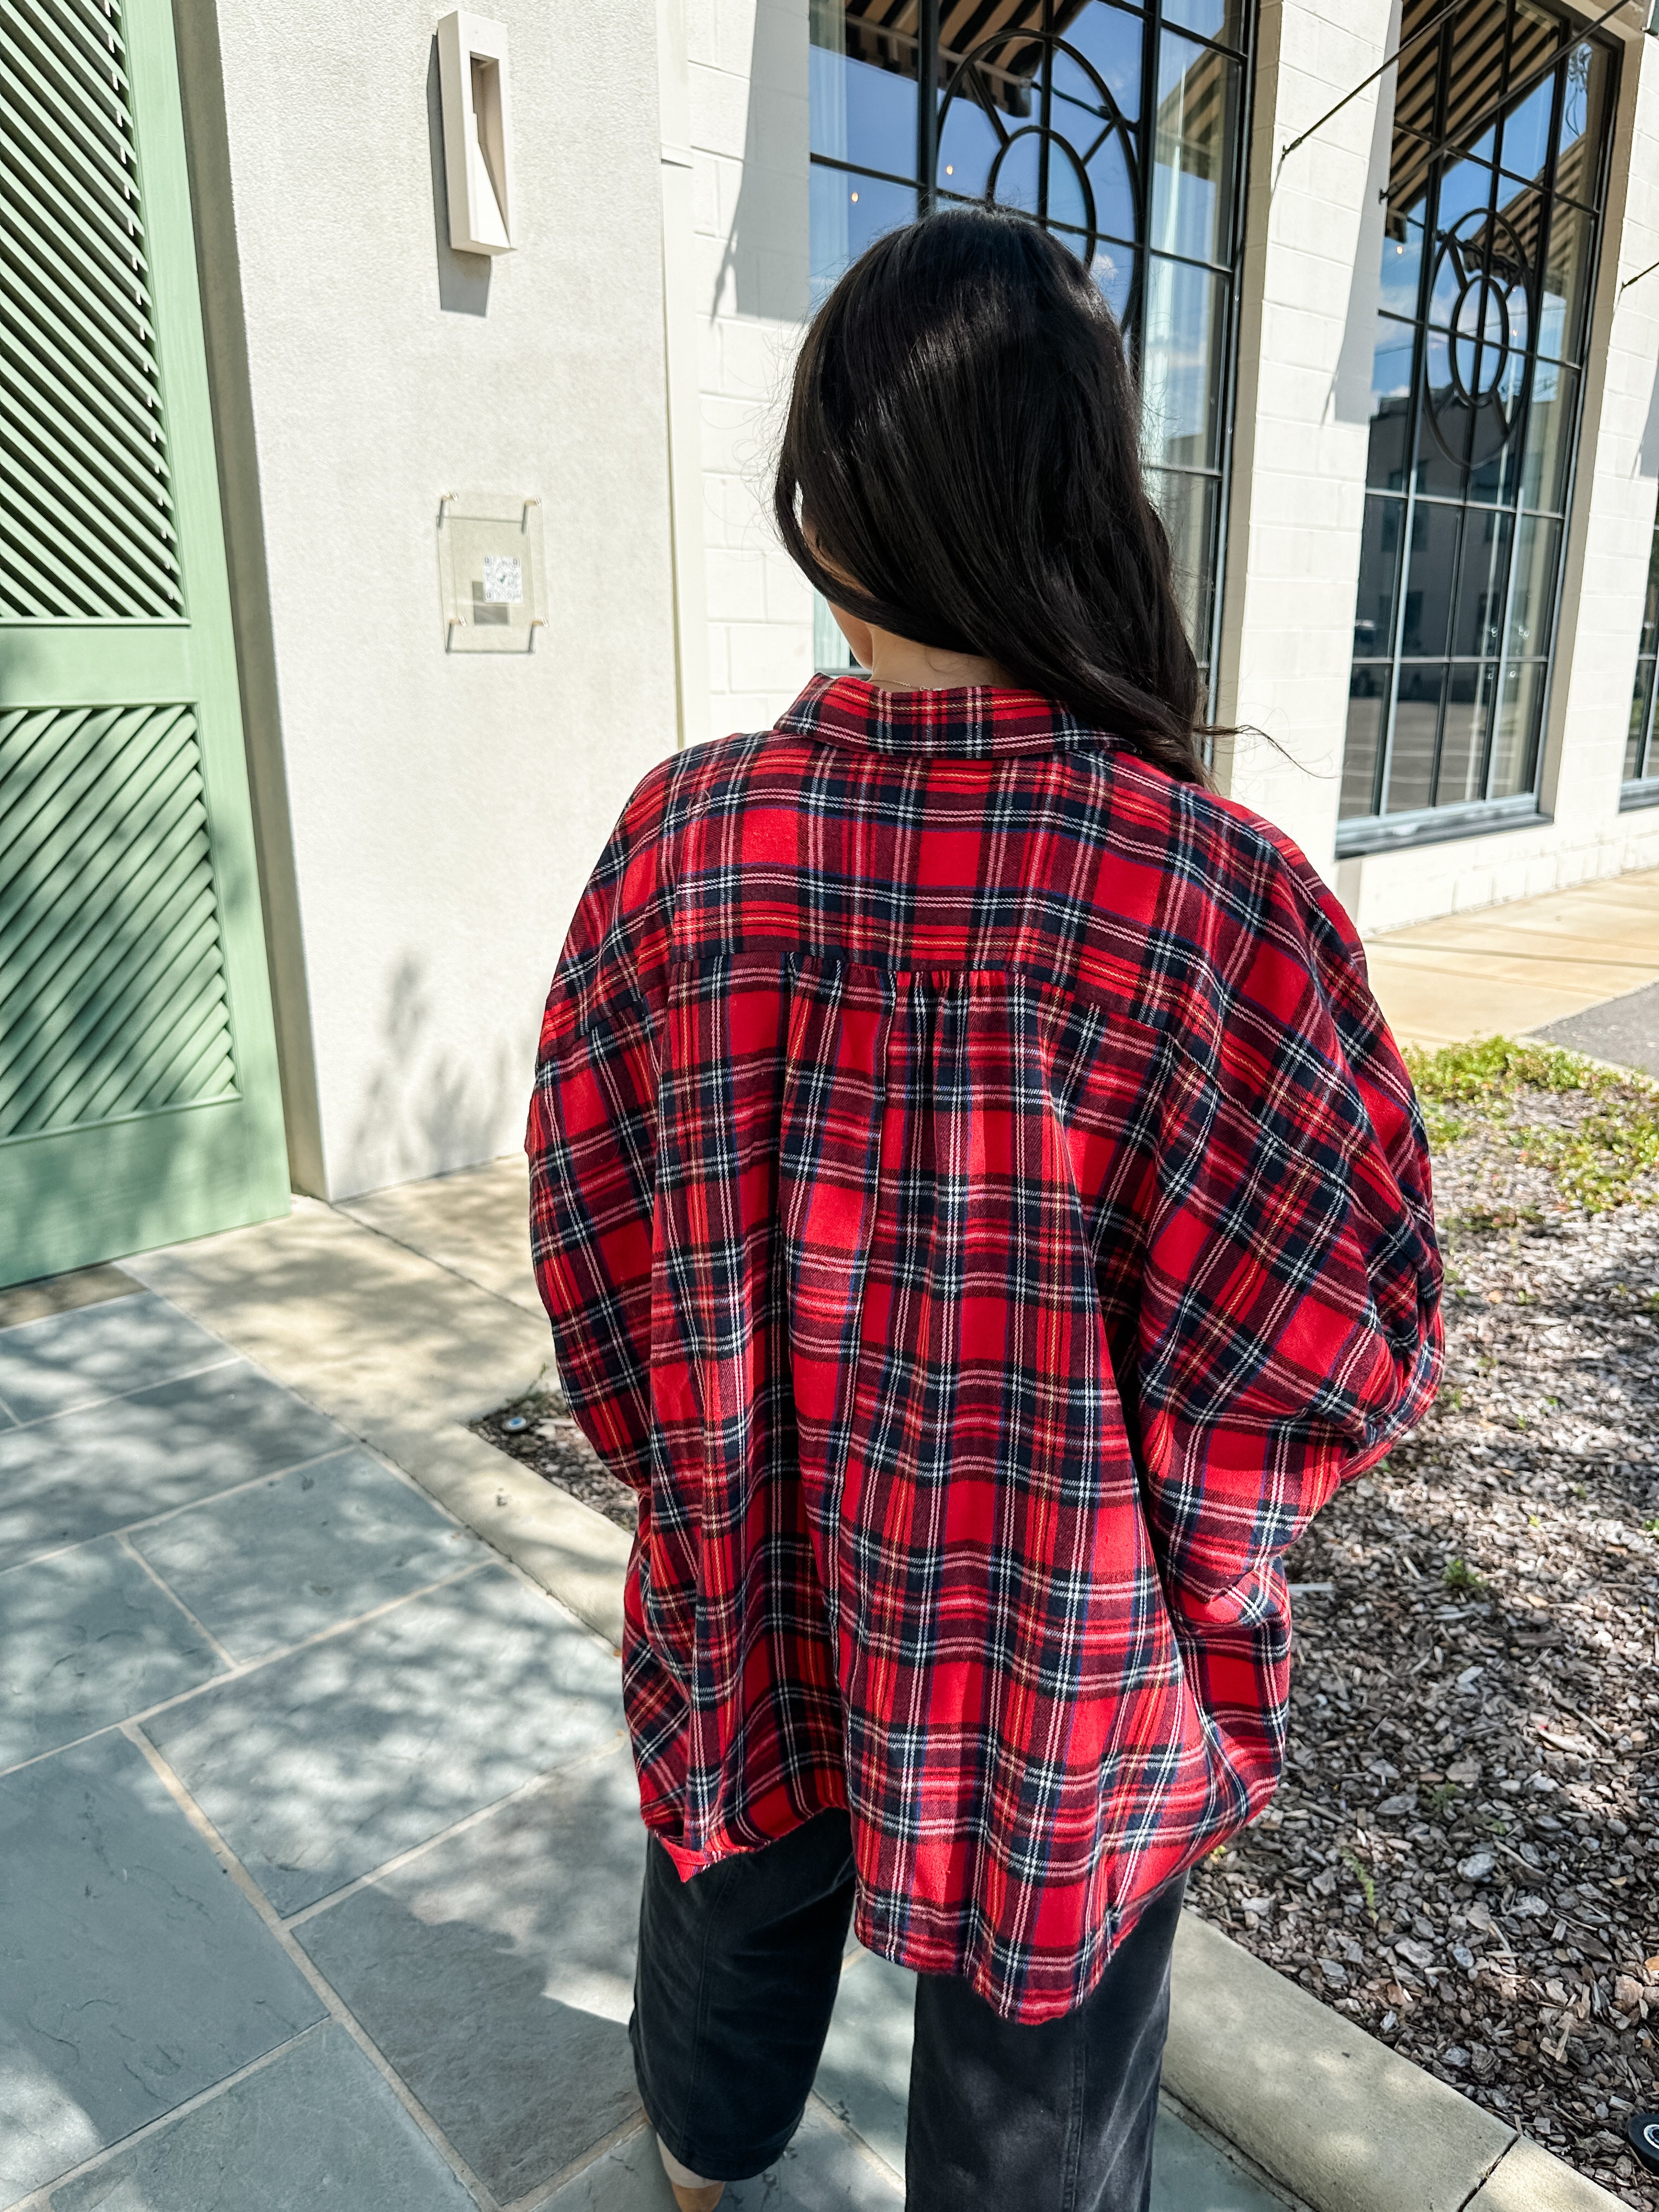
left=1362, top=866, right=1659, bottom=1052
left=0, top=1288, right=1288, bottom=2210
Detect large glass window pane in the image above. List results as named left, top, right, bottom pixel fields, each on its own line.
left=1429, top=162, right=1496, bottom=304
left=1506, top=514, right=1560, bottom=657
left=1151, top=32, right=1239, bottom=264
left=811, top=0, right=1249, bottom=703
left=1557, top=40, right=1609, bottom=201
left=1163, top=0, right=1246, bottom=48
left=809, top=168, right=917, bottom=307
left=1087, top=238, right=1136, bottom=321
left=1437, top=662, right=1498, bottom=804
left=1401, top=502, right=1459, bottom=657
left=1453, top=507, right=1514, bottom=656
left=814, top=591, right=855, bottom=674
left=1340, top=0, right=1611, bottom=837
left=810, top=3, right=918, bottom=176
left=1366, top=317, right=1418, bottom=492
left=1355, top=496, right=1404, bottom=658
left=1141, top=261, right=1227, bottom=470
left=1492, top=659, right=1547, bottom=796
left=1146, top=468, right=1218, bottom=647
left=1341, top=669, right=1390, bottom=819
left=1626, top=660, right=1655, bottom=782
left=936, top=92, right=1001, bottom=200
left=1640, top=527, right=1659, bottom=657
left=1540, top=199, right=1592, bottom=363
left=1520, top=359, right=1577, bottom=511
left=1417, top=332, right=1476, bottom=495
left=1498, top=76, right=1554, bottom=189
left=1380, top=190, right=1427, bottom=319
left=1386, top=665, right=1448, bottom=813
left=1053, top=4, right=1143, bottom=122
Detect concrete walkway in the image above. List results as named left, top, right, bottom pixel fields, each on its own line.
left=1363, top=866, right=1659, bottom=1051
left=0, top=1275, right=1289, bottom=2212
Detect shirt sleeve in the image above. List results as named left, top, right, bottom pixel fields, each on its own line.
left=525, top=764, right=676, bottom=1491
left=1133, top=833, right=1443, bottom=1671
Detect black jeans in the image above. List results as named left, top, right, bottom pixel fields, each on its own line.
left=630, top=1810, right=1185, bottom=2211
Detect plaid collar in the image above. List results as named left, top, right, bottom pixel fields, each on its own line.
left=775, top=673, right=1110, bottom=759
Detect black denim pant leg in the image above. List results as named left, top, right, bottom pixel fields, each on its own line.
left=630, top=1810, right=859, bottom=2182
left=905, top=1873, right=1188, bottom=2212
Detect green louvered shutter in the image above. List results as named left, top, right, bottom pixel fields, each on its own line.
left=0, top=0, right=288, bottom=1286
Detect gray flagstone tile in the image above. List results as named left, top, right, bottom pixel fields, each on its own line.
left=143, top=1567, right=625, bottom=1915
left=296, top=1747, right=646, bottom=2203
left=543, top=2109, right=903, bottom=2210
left=0, top=1733, right=324, bottom=2205
left=47, top=2024, right=475, bottom=2212
left=0, top=1363, right=347, bottom=1571
left=812, top=1946, right=915, bottom=2177
left=130, top=1448, right=482, bottom=1662
left=0, top=1537, right=222, bottom=1769
left=0, top=1292, right=232, bottom=1426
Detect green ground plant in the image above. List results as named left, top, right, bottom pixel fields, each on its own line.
left=1403, top=1035, right=1659, bottom=1211
left=1441, top=1556, right=1487, bottom=1594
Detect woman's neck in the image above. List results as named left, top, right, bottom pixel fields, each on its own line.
left=862, top=625, right=1014, bottom=692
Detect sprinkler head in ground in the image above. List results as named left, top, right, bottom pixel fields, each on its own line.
left=1629, top=2112, right=1659, bottom=2174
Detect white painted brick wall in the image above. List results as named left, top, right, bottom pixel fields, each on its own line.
left=685, top=0, right=815, bottom=743
left=1214, top=0, right=1393, bottom=884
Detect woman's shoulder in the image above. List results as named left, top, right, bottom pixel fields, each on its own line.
left=1104, top=749, right=1358, bottom=954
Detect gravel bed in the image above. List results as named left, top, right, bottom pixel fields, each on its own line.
left=475, top=1395, right=637, bottom=1531
left=1188, top=1056, right=1659, bottom=2205
left=484, top=1047, right=1659, bottom=2200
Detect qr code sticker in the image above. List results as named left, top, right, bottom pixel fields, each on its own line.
left=481, top=554, right=523, bottom=605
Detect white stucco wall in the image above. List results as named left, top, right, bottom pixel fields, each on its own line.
left=202, top=0, right=679, bottom=1198
left=686, top=0, right=816, bottom=743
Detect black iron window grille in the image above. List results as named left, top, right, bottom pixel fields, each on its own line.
left=1338, top=0, right=1617, bottom=853
left=1623, top=521, right=1659, bottom=807
left=808, top=0, right=1252, bottom=699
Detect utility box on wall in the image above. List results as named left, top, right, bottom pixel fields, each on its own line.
left=436, top=12, right=514, bottom=255
left=437, top=493, right=545, bottom=651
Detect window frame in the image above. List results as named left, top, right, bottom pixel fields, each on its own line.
left=806, top=0, right=1258, bottom=709
left=1336, top=2, right=1628, bottom=854
left=1335, top=0, right=1621, bottom=860
left=1623, top=509, right=1659, bottom=810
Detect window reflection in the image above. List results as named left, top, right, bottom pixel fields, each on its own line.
left=1141, top=261, right=1226, bottom=470
left=807, top=0, right=1250, bottom=694
left=1338, top=0, right=1612, bottom=837
left=1152, top=32, right=1238, bottom=263
left=1623, top=524, right=1659, bottom=791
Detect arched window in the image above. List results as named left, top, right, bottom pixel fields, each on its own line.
left=1338, top=0, right=1617, bottom=849
left=808, top=0, right=1251, bottom=701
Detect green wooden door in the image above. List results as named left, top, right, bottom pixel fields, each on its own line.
left=1, top=0, right=289, bottom=1287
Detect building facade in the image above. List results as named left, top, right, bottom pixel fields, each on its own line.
left=3, top=0, right=1657, bottom=1283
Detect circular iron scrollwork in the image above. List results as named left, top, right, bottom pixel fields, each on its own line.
left=1424, top=205, right=1535, bottom=468
left=935, top=31, right=1141, bottom=311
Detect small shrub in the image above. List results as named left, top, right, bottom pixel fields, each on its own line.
left=1442, top=1558, right=1487, bottom=1595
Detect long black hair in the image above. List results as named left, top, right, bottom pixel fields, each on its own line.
left=775, top=207, right=1212, bottom=786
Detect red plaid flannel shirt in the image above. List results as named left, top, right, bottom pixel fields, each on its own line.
left=527, top=675, right=1442, bottom=2023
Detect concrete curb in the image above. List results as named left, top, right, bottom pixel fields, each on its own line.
left=126, top=1197, right=629, bottom=1649
left=128, top=1195, right=1627, bottom=2212
left=1166, top=1914, right=1623, bottom=2212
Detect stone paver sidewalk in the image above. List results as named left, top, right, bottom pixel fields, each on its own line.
left=1362, top=865, right=1659, bottom=1051
left=0, top=1284, right=1288, bottom=2211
